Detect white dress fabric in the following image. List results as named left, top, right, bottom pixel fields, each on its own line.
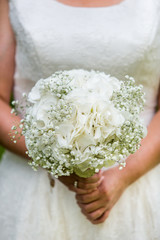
left=0, top=0, right=160, bottom=239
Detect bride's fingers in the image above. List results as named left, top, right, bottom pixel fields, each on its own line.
left=92, top=210, right=110, bottom=224
left=87, top=208, right=106, bottom=221
left=76, top=171, right=102, bottom=184
left=76, top=177, right=103, bottom=190
left=76, top=190, right=99, bottom=203
left=58, top=175, right=78, bottom=192
left=80, top=206, right=104, bottom=221
left=69, top=185, right=78, bottom=192
left=74, top=188, right=94, bottom=195
left=78, top=200, right=105, bottom=213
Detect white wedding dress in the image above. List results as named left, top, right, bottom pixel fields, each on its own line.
left=0, top=0, right=160, bottom=239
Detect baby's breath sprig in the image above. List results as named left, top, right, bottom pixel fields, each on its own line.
left=111, top=75, right=145, bottom=115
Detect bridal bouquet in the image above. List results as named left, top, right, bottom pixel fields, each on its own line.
left=11, top=70, right=147, bottom=178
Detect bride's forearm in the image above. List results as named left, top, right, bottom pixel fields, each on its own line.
left=118, top=110, right=160, bottom=187
left=0, top=98, right=28, bottom=159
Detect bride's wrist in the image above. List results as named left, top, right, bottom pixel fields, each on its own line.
left=102, top=165, right=131, bottom=190
left=120, top=139, right=160, bottom=187
left=105, top=156, right=142, bottom=189
left=116, top=153, right=151, bottom=187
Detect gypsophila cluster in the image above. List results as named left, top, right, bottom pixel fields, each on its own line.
left=11, top=70, right=147, bottom=178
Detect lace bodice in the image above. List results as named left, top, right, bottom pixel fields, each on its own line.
left=9, top=0, right=160, bottom=125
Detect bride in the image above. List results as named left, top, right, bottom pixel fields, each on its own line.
left=0, top=0, right=160, bottom=239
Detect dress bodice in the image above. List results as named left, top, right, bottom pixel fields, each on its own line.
left=9, top=0, right=160, bottom=125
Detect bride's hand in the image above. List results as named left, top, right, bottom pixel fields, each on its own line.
left=57, top=174, right=79, bottom=192
left=48, top=173, right=78, bottom=191
left=57, top=171, right=103, bottom=192
left=75, top=167, right=127, bottom=224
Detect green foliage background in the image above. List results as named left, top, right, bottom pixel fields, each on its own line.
left=0, top=146, right=4, bottom=160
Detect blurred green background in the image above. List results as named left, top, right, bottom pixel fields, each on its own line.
left=0, top=146, right=4, bottom=160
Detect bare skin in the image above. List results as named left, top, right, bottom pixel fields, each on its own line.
left=1, top=0, right=160, bottom=225
left=56, top=0, right=125, bottom=8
